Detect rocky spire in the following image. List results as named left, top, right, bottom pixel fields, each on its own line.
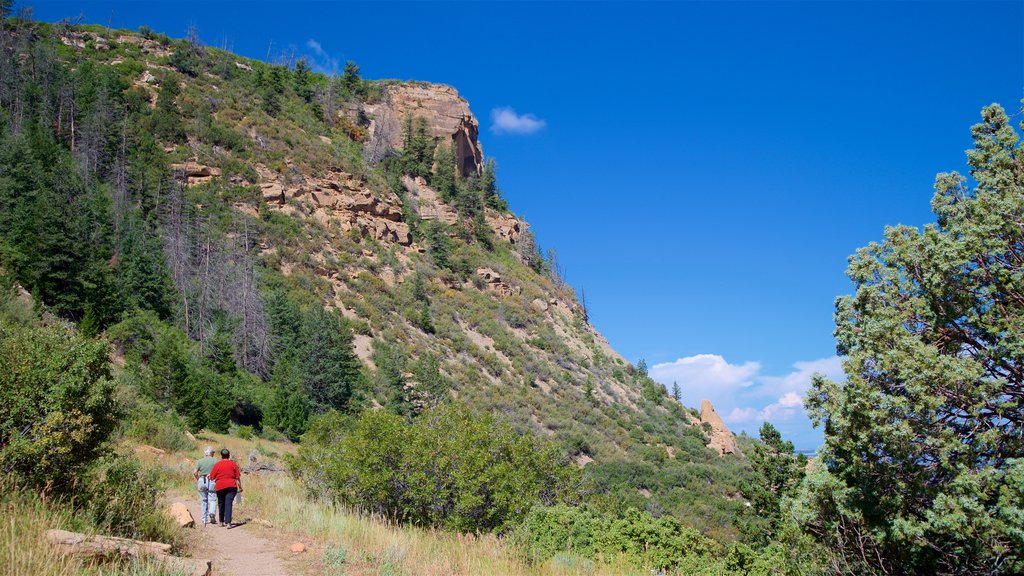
left=700, top=399, right=738, bottom=456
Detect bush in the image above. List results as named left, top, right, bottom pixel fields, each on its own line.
left=81, top=454, right=182, bottom=550
left=295, top=404, right=577, bottom=533
left=0, top=319, right=116, bottom=494
left=124, top=412, right=193, bottom=453
left=512, top=505, right=718, bottom=571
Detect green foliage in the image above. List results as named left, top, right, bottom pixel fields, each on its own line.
left=296, top=404, right=577, bottom=533
left=401, top=114, right=432, bottom=179
left=480, top=159, right=506, bottom=211
left=81, top=453, right=181, bottom=547
left=804, top=103, right=1024, bottom=574
left=298, top=306, right=361, bottom=412
left=739, top=423, right=805, bottom=545
left=107, top=310, right=262, bottom=434
left=123, top=412, right=193, bottom=453
left=513, top=505, right=717, bottom=571
left=341, top=61, right=361, bottom=96
left=431, top=141, right=457, bottom=201
left=0, top=318, right=116, bottom=494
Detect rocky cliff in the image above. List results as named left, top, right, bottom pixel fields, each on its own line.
left=365, top=83, right=484, bottom=176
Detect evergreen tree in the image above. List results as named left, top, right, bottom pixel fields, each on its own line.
left=671, top=381, right=681, bottom=403
left=341, top=60, right=361, bottom=95
left=740, top=422, right=804, bottom=544
left=292, top=58, right=314, bottom=103
left=480, top=159, right=506, bottom=210
left=417, top=300, right=434, bottom=334
left=804, top=103, right=1024, bottom=574
left=298, top=307, right=361, bottom=413
left=431, top=141, right=457, bottom=201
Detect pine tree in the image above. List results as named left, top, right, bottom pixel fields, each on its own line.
left=671, top=381, right=681, bottom=403
left=805, top=103, right=1024, bottom=573
left=341, top=60, right=361, bottom=95
left=298, top=307, right=361, bottom=413
left=431, top=141, right=457, bottom=201
left=480, top=159, right=506, bottom=210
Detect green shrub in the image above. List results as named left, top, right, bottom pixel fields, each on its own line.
left=81, top=454, right=182, bottom=550
left=0, top=319, right=116, bottom=494
left=124, top=412, right=193, bottom=453
left=512, top=505, right=717, bottom=571
left=295, top=404, right=577, bottom=533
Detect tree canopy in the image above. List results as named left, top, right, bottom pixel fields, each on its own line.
left=804, top=102, right=1024, bottom=575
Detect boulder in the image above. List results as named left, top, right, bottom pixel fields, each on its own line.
left=261, top=182, right=284, bottom=204
left=166, top=502, right=195, bottom=528
left=530, top=298, right=549, bottom=313
left=700, top=400, right=738, bottom=456
left=289, top=542, right=306, bottom=553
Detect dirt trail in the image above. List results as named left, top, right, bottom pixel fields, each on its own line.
left=175, top=495, right=298, bottom=576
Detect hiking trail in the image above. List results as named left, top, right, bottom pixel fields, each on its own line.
left=174, top=495, right=300, bottom=576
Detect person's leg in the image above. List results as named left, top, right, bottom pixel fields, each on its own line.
left=206, top=479, right=218, bottom=523
left=216, top=489, right=227, bottom=524
left=198, top=478, right=209, bottom=524
left=222, top=487, right=237, bottom=525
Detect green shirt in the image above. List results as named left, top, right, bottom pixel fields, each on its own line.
left=195, top=456, right=217, bottom=476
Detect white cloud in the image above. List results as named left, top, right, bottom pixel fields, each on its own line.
left=305, top=38, right=339, bottom=75
left=651, top=354, right=845, bottom=449
left=650, top=354, right=760, bottom=397
left=490, top=107, right=546, bottom=135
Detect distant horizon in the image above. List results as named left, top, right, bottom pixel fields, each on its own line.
left=27, top=0, right=1024, bottom=451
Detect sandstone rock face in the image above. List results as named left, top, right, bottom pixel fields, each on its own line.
left=366, top=83, right=484, bottom=176
left=261, top=166, right=411, bottom=246
left=700, top=400, right=738, bottom=456
left=486, top=212, right=523, bottom=245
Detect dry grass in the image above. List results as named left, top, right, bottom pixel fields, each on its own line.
left=0, top=482, right=185, bottom=576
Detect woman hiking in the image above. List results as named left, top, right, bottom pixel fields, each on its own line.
left=209, top=448, right=243, bottom=528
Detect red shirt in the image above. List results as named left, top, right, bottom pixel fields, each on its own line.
left=209, top=459, right=241, bottom=491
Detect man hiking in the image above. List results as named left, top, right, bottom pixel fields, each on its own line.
left=193, top=446, right=218, bottom=526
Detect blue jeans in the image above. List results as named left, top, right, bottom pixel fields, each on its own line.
left=197, top=476, right=217, bottom=523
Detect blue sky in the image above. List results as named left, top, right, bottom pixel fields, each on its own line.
left=32, top=1, right=1023, bottom=449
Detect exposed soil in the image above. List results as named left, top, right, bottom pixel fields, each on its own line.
left=175, top=495, right=303, bottom=576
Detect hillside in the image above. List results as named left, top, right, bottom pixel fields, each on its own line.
left=0, top=14, right=815, bottom=573
left=0, top=17, right=758, bottom=539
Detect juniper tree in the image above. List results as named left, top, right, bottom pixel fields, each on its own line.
left=804, top=103, right=1024, bottom=575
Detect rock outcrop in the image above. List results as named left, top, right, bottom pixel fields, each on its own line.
left=366, top=83, right=484, bottom=176
left=171, top=162, right=221, bottom=187
left=260, top=165, right=411, bottom=246
left=700, top=400, right=738, bottom=456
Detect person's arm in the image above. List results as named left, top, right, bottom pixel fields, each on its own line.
left=193, top=462, right=199, bottom=480
left=235, top=462, right=243, bottom=492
